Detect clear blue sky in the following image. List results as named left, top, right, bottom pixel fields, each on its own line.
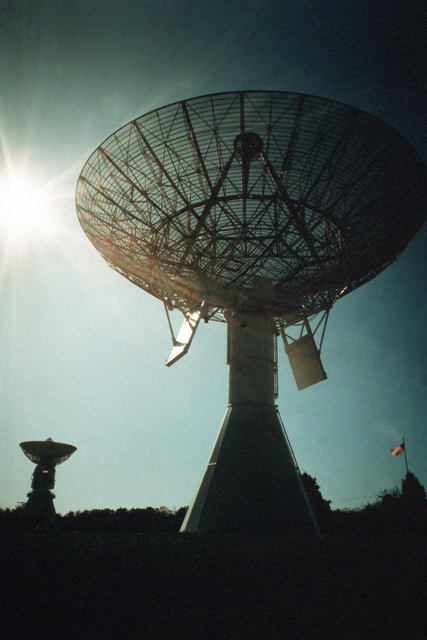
left=1, top=0, right=425, bottom=514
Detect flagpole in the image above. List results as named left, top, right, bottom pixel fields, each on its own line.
left=402, top=436, right=408, bottom=474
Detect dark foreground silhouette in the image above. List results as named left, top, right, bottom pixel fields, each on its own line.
left=1, top=529, right=425, bottom=640
left=1, top=473, right=425, bottom=639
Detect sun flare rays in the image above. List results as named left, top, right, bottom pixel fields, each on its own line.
left=0, top=167, right=61, bottom=246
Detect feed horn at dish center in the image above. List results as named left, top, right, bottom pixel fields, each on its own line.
left=76, top=91, right=426, bottom=534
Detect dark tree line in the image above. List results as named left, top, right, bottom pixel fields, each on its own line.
left=0, top=504, right=187, bottom=534
left=302, top=470, right=426, bottom=539
left=60, top=505, right=187, bottom=533
left=1, top=471, right=425, bottom=539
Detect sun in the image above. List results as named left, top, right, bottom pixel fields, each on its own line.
left=0, top=169, right=56, bottom=244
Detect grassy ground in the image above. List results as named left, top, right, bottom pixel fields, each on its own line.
left=1, top=530, right=425, bottom=639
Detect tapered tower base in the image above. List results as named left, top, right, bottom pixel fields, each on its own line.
left=181, top=403, right=318, bottom=534
left=23, top=488, right=56, bottom=522
left=181, top=310, right=320, bottom=535
left=22, top=463, right=57, bottom=522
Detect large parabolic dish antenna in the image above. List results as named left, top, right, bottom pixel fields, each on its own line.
left=76, top=91, right=425, bottom=324
left=76, top=91, right=426, bottom=534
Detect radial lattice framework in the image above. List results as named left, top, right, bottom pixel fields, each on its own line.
left=76, top=91, right=426, bottom=326
left=76, top=91, right=426, bottom=535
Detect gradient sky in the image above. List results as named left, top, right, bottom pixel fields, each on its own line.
left=1, top=0, right=425, bottom=515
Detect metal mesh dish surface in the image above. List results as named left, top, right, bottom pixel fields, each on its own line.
left=76, top=91, right=426, bottom=323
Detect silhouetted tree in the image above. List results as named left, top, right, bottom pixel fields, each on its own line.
left=300, top=472, right=332, bottom=531
left=401, top=470, right=426, bottom=504
left=399, top=471, right=427, bottom=535
left=328, top=472, right=427, bottom=540
left=175, top=506, right=188, bottom=529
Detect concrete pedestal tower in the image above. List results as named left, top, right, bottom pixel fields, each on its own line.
left=181, top=311, right=320, bottom=534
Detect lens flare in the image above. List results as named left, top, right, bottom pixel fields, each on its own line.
left=0, top=170, right=55, bottom=242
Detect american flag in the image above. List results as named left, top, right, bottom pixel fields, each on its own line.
left=391, top=442, right=405, bottom=457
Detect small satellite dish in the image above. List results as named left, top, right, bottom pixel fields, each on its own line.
left=76, top=91, right=426, bottom=534
left=20, top=439, right=77, bottom=467
left=20, top=438, right=77, bottom=522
